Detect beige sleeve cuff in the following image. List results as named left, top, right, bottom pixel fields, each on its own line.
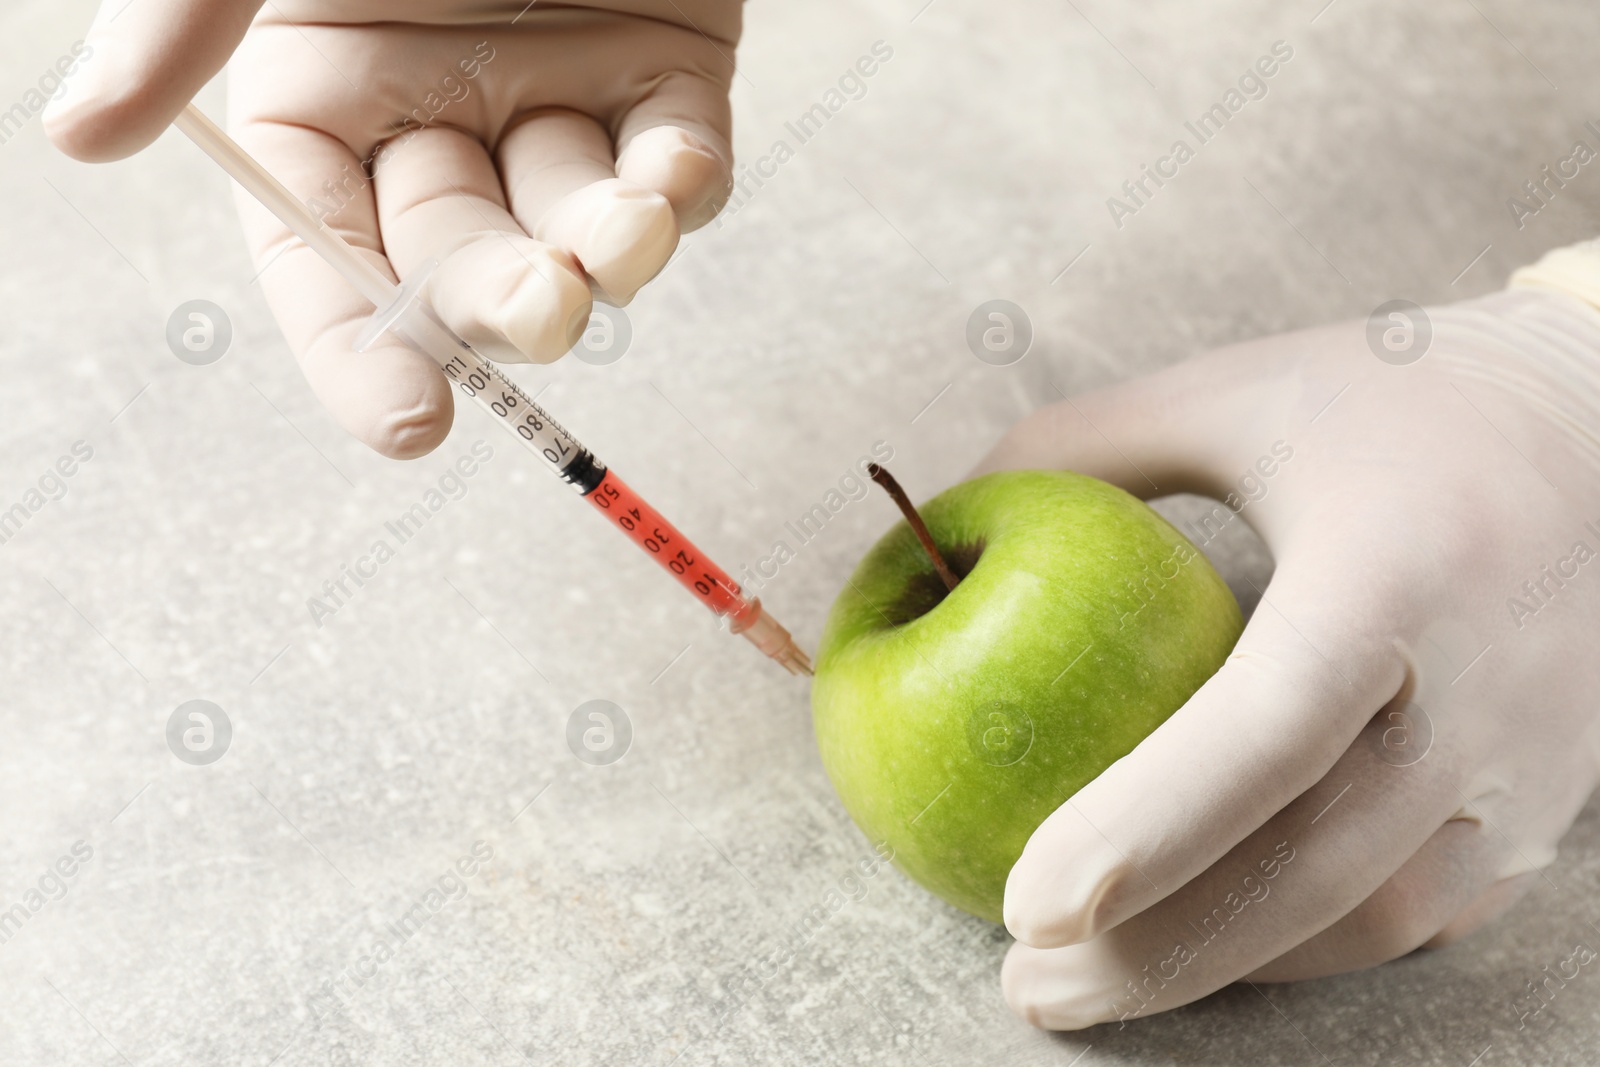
left=1509, top=239, right=1600, bottom=311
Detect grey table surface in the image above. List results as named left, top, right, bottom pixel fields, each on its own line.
left=4, top=0, right=1600, bottom=1064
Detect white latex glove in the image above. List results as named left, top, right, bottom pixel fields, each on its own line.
left=46, top=0, right=737, bottom=457
left=975, top=244, right=1600, bottom=1030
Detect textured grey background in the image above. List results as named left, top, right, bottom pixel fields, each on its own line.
left=3, top=0, right=1600, bottom=1064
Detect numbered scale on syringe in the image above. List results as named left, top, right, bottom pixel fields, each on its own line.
left=439, top=348, right=586, bottom=479
left=438, top=343, right=747, bottom=620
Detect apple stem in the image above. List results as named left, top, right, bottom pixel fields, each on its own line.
left=867, top=463, right=960, bottom=593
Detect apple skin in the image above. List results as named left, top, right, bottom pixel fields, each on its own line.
left=811, top=470, right=1243, bottom=923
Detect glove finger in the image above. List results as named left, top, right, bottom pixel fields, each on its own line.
left=1003, top=545, right=1408, bottom=949
left=234, top=120, right=453, bottom=459
left=495, top=108, right=615, bottom=223
left=375, top=124, right=591, bottom=364
left=1002, top=713, right=1467, bottom=1030
left=1245, top=818, right=1506, bottom=982
left=44, top=0, right=264, bottom=162
left=1424, top=871, right=1540, bottom=948
left=613, top=70, right=734, bottom=232
left=497, top=109, right=676, bottom=305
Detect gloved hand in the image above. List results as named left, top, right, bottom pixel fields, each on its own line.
left=974, top=246, right=1600, bottom=1030
left=45, top=0, right=738, bottom=457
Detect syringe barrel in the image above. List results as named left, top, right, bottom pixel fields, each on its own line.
left=392, top=303, right=605, bottom=493
left=582, top=467, right=752, bottom=621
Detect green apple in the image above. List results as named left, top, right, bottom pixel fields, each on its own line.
left=811, top=469, right=1243, bottom=923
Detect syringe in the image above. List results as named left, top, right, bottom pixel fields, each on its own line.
left=170, top=104, right=811, bottom=676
